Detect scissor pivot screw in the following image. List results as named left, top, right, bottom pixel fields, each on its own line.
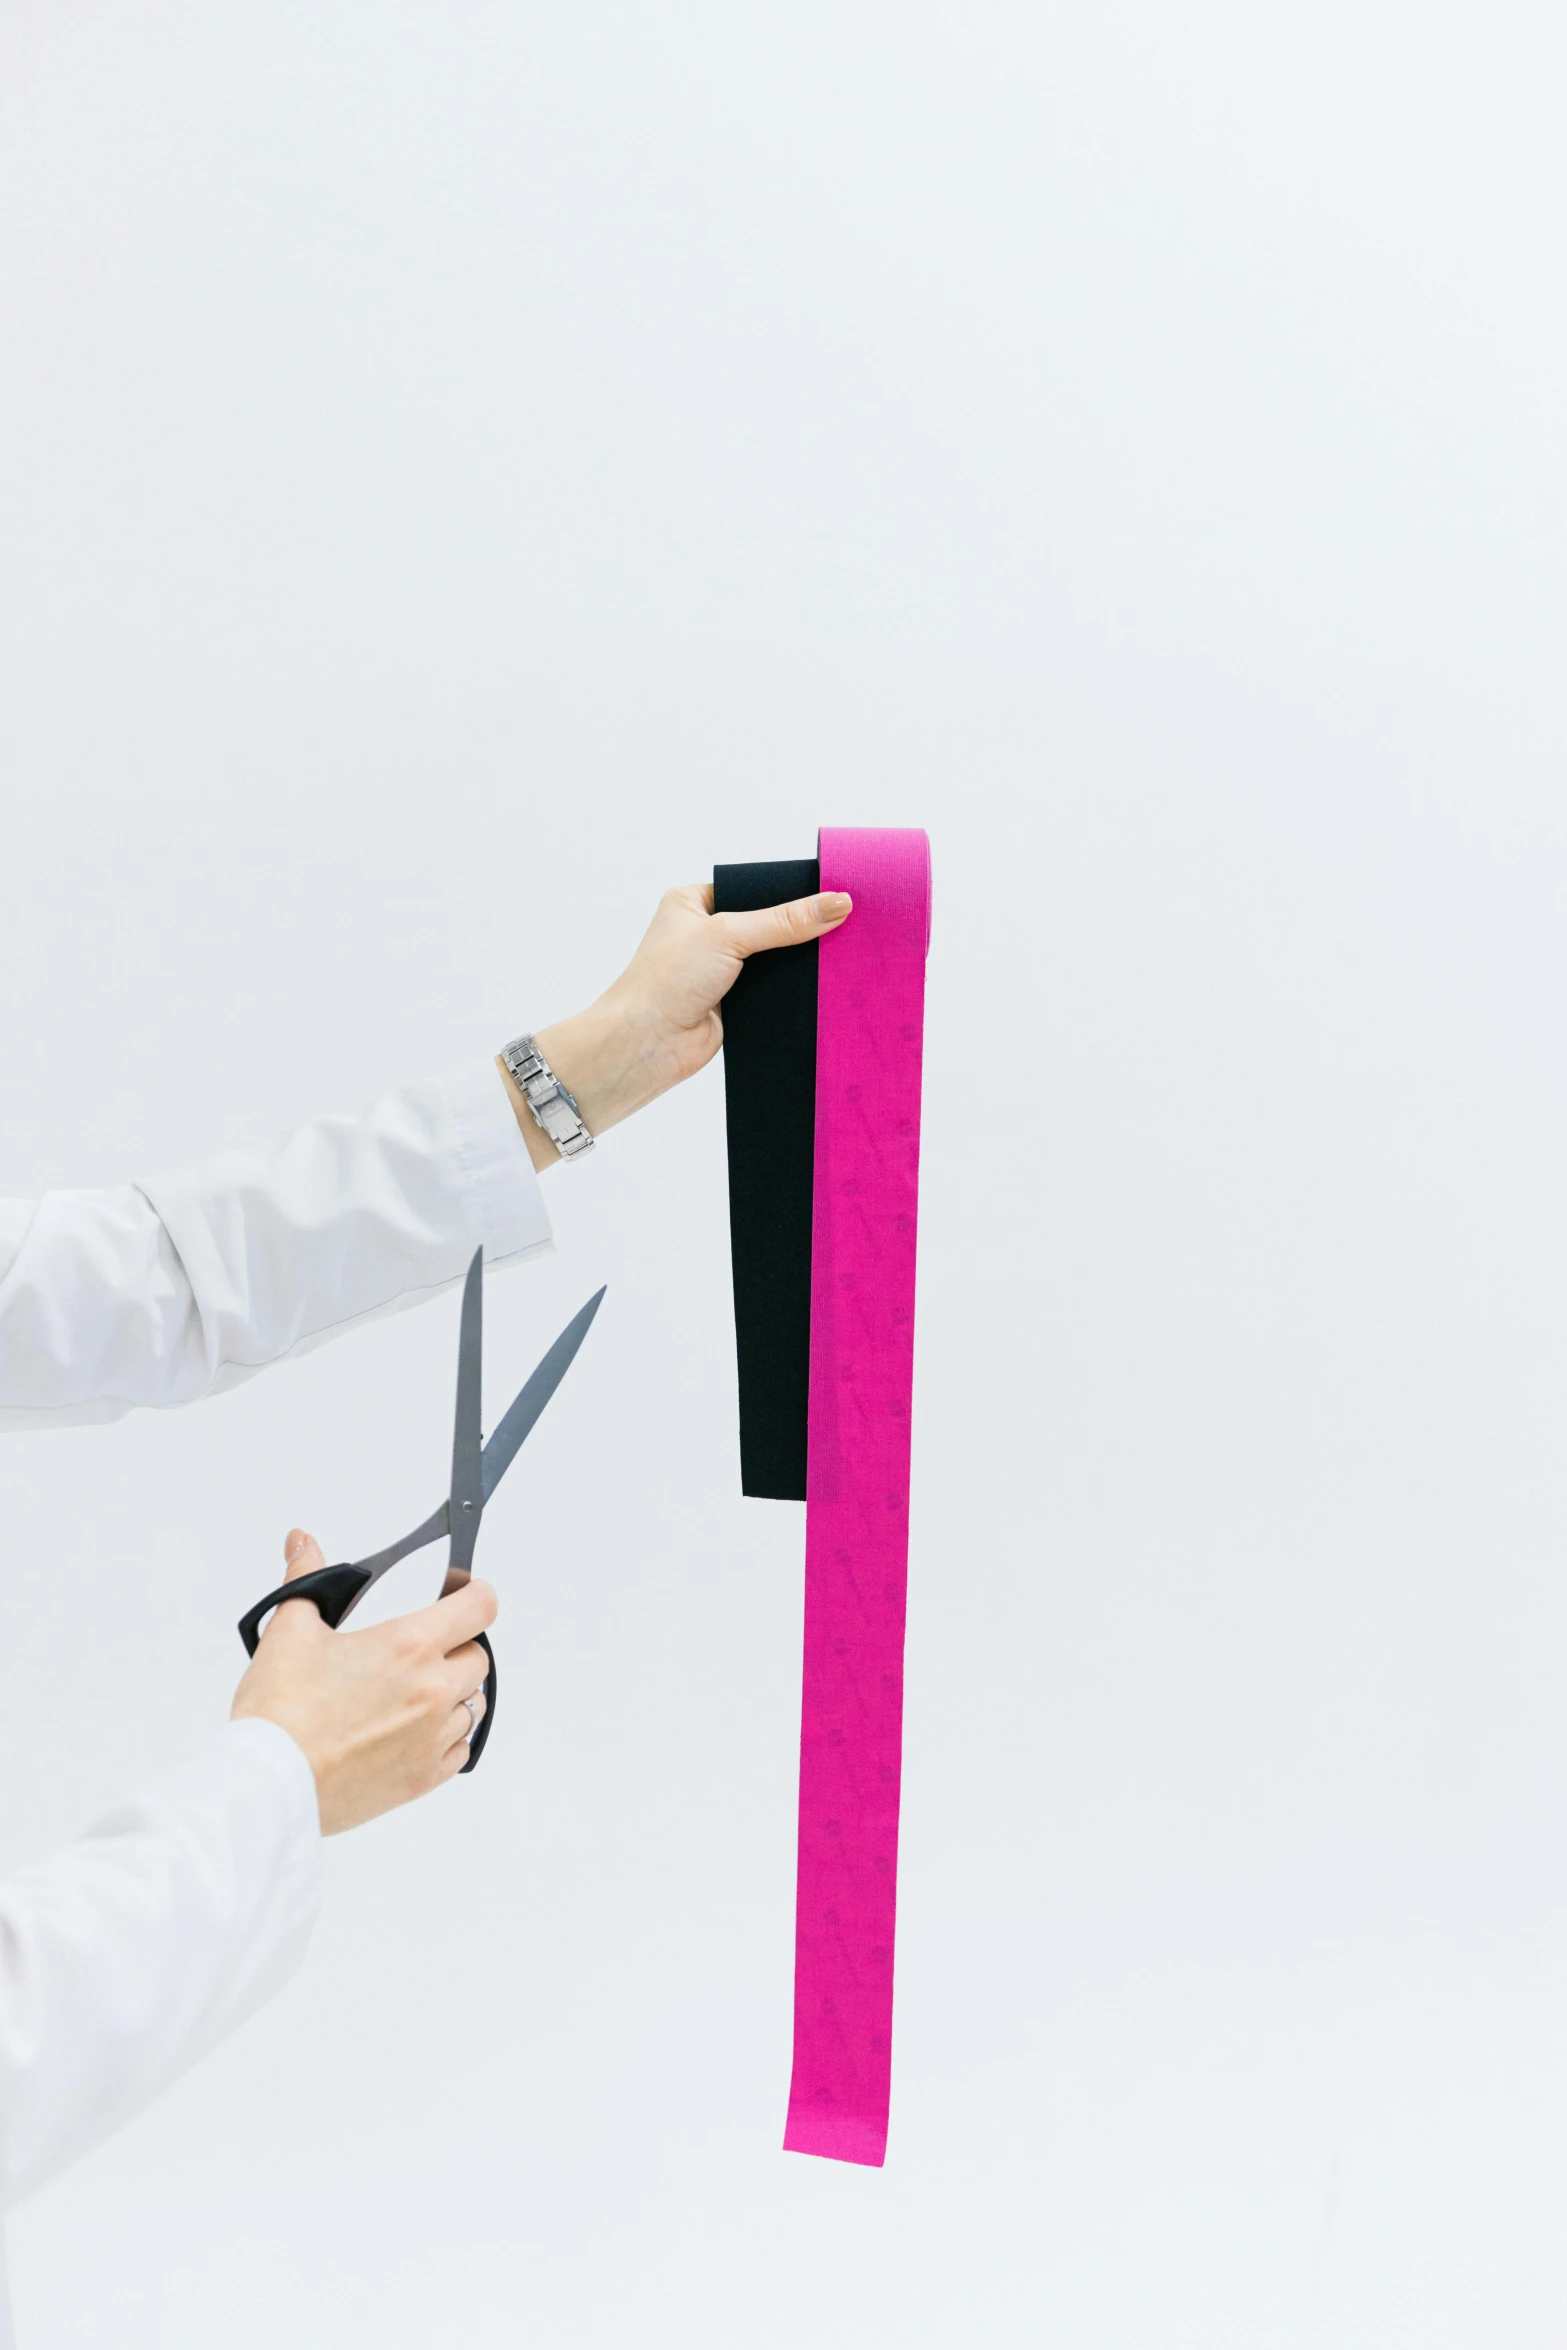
left=461, top=1499, right=475, bottom=1512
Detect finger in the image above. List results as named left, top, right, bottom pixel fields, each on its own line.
left=442, top=1691, right=486, bottom=1751
left=282, top=1529, right=326, bottom=1583
left=437, top=1638, right=492, bottom=1703
left=698, top=881, right=715, bottom=914
left=257, top=1529, right=329, bottom=1643
left=405, top=1575, right=499, bottom=1655
left=716, top=892, right=852, bottom=959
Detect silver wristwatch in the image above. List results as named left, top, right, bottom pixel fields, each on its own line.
left=500, top=1034, right=596, bottom=1162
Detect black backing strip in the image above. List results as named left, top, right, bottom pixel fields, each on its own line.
left=714, top=857, right=820, bottom=1501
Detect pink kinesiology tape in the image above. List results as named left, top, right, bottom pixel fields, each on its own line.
left=784, top=826, right=931, bottom=2168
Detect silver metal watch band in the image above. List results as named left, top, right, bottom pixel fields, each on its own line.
left=500, top=1034, right=596, bottom=1162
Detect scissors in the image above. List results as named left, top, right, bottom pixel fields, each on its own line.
left=238, top=1248, right=606, bottom=1773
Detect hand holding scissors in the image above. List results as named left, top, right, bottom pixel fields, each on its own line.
left=239, top=1249, right=605, bottom=1773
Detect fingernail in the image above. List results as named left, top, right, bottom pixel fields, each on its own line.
left=823, top=893, right=852, bottom=918
left=284, top=1529, right=308, bottom=1563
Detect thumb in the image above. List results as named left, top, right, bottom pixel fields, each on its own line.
left=282, top=1528, right=326, bottom=1583
left=258, top=1528, right=328, bottom=1645
left=718, top=891, right=852, bottom=960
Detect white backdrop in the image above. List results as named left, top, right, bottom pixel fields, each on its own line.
left=3, top=3, right=1567, bottom=2342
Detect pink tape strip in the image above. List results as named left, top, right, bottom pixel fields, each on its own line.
left=784, top=826, right=931, bottom=2168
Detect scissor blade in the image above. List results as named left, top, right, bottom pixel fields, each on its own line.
left=481, top=1287, right=607, bottom=1503
left=352, top=1498, right=451, bottom=1590
left=447, top=1247, right=486, bottom=1585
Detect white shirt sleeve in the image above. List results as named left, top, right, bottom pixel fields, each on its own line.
left=0, top=1065, right=552, bottom=1431
left=0, top=1718, right=322, bottom=2212
left=0, top=1060, right=550, bottom=2323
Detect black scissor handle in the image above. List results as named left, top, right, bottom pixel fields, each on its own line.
left=237, top=1563, right=374, bottom=1656
left=462, top=1630, right=497, bottom=1774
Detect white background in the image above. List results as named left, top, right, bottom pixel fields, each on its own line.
left=2, top=2, right=1567, bottom=2341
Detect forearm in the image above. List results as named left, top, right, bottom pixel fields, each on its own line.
left=0, top=1068, right=550, bottom=1430
left=0, top=1722, right=321, bottom=2209
left=496, top=1002, right=681, bottom=1171
left=0, top=879, right=846, bottom=1419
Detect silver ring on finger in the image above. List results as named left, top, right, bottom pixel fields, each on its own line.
left=462, top=1694, right=480, bottom=1740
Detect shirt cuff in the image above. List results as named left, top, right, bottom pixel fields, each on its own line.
left=432, top=1065, right=554, bottom=1269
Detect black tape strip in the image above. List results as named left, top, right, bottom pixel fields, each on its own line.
left=713, top=857, right=819, bottom=1501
